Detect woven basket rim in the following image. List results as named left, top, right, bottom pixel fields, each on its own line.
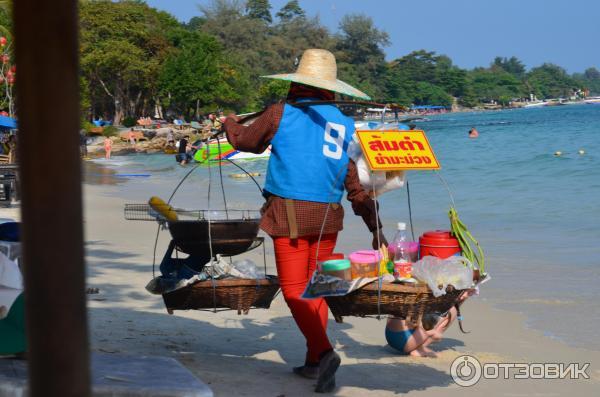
left=189, top=276, right=279, bottom=288
left=357, top=281, right=457, bottom=294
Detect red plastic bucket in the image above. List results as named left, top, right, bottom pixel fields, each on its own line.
left=419, top=230, right=461, bottom=259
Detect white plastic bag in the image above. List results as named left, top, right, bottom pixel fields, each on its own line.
left=203, top=256, right=265, bottom=279
left=0, top=251, right=22, bottom=290
left=412, top=256, right=474, bottom=297
left=232, top=259, right=265, bottom=279
left=348, top=131, right=406, bottom=197
left=356, top=156, right=405, bottom=196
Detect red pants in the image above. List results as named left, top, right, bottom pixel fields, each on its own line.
left=273, top=233, right=337, bottom=364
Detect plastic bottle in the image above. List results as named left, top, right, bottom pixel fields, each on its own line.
left=391, top=222, right=413, bottom=278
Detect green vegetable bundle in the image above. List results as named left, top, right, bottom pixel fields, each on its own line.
left=449, top=207, right=485, bottom=274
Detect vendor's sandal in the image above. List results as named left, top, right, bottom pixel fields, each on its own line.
left=292, top=365, right=319, bottom=379
left=315, top=351, right=341, bottom=393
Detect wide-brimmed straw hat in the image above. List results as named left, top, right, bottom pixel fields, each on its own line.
left=261, top=49, right=371, bottom=100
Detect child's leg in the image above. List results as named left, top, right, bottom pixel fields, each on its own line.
left=404, top=326, right=438, bottom=358
left=386, top=319, right=437, bottom=358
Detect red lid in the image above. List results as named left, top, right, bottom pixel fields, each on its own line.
left=421, top=230, right=452, bottom=239
left=419, top=230, right=459, bottom=246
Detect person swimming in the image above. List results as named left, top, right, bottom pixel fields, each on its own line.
left=468, top=127, right=479, bottom=138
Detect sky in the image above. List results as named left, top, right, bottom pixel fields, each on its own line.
left=146, top=0, right=600, bottom=73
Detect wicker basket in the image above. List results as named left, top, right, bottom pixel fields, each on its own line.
left=325, top=282, right=461, bottom=324
left=162, top=276, right=280, bottom=315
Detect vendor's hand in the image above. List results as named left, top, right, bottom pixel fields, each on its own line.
left=371, top=229, right=388, bottom=250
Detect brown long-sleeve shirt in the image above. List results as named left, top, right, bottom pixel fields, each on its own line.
left=224, top=103, right=380, bottom=237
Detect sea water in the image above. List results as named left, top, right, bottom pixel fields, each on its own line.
left=90, top=104, right=600, bottom=349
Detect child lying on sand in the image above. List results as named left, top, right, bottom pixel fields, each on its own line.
left=385, top=290, right=474, bottom=357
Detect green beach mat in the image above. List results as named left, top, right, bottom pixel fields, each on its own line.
left=0, top=292, right=26, bottom=355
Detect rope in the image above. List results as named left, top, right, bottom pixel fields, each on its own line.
left=371, top=174, right=382, bottom=320
left=151, top=159, right=201, bottom=279
left=406, top=180, right=415, bottom=241
left=151, top=224, right=160, bottom=278
left=224, top=158, right=263, bottom=194
left=206, top=140, right=215, bottom=261
left=206, top=140, right=217, bottom=312
left=434, top=170, right=456, bottom=208
left=216, top=137, right=229, bottom=219
left=314, top=165, right=348, bottom=267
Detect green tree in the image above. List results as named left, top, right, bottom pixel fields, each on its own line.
left=412, top=82, right=452, bottom=107
left=433, top=55, right=467, bottom=97
left=246, top=0, right=272, bottom=24
left=335, top=14, right=389, bottom=99
left=276, top=0, right=305, bottom=22
left=199, top=0, right=270, bottom=77
left=467, top=67, right=523, bottom=104
left=184, top=16, right=206, bottom=31
left=525, top=63, right=579, bottom=99
left=198, top=0, right=334, bottom=107
left=493, top=56, right=526, bottom=78
left=80, top=0, right=179, bottom=124
left=573, top=67, right=600, bottom=95
left=158, top=31, right=249, bottom=117
left=385, top=50, right=464, bottom=106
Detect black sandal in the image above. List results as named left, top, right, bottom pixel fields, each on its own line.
left=315, top=351, right=340, bottom=393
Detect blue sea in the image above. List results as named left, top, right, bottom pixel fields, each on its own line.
left=89, top=104, right=600, bottom=350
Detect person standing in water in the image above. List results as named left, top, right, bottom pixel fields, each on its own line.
left=223, top=49, right=385, bottom=393
left=468, top=127, right=479, bottom=138
left=103, top=136, right=112, bottom=159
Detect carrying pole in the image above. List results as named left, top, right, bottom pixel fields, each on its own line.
left=13, top=1, right=91, bottom=396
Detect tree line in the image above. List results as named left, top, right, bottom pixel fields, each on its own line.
left=1, top=0, right=600, bottom=124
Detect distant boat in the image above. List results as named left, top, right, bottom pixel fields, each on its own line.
left=523, top=101, right=547, bottom=108
left=584, top=97, right=600, bottom=104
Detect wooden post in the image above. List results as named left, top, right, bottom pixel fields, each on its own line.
left=13, top=1, right=90, bottom=396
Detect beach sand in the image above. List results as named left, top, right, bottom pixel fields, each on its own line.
left=3, top=182, right=599, bottom=396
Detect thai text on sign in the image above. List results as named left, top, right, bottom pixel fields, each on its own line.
left=356, top=130, right=440, bottom=171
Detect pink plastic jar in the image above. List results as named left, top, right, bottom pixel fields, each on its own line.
left=349, top=250, right=380, bottom=279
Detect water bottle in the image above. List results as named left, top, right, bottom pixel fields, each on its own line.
left=391, top=222, right=412, bottom=278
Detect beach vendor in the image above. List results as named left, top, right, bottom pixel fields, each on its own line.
left=223, top=49, right=385, bottom=393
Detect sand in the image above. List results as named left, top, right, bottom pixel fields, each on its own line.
left=2, top=181, right=599, bottom=396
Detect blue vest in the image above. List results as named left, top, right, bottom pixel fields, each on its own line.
left=264, top=102, right=355, bottom=203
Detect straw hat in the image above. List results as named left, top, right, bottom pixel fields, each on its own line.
left=262, top=49, right=371, bottom=100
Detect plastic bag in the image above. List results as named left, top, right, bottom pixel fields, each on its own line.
left=232, top=259, right=265, bottom=279
left=0, top=251, right=21, bottom=290
left=355, top=156, right=405, bottom=196
left=348, top=136, right=405, bottom=197
left=412, top=256, right=474, bottom=297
